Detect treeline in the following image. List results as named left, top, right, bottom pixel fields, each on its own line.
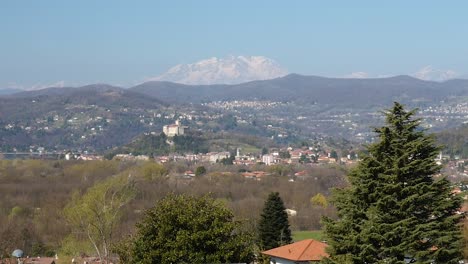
left=0, top=159, right=346, bottom=259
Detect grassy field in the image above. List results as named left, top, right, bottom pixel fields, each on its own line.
left=292, top=230, right=324, bottom=241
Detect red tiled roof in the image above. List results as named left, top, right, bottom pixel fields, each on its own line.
left=262, top=239, right=329, bottom=261
left=24, top=257, right=56, bottom=264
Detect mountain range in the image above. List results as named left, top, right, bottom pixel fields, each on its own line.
left=130, top=74, right=468, bottom=107
left=3, top=74, right=468, bottom=107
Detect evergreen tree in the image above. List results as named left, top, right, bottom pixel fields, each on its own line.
left=323, top=102, right=463, bottom=263
left=258, top=192, right=292, bottom=250
left=125, top=194, right=253, bottom=264
left=195, top=166, right=206, bottom=176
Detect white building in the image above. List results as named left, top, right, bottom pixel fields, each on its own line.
left=163, top=120, right=187, bottom=137
left=262, top=154, right=275, bottom=165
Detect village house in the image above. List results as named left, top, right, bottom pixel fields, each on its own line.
left=242, top=171, right=268, bottom=180
left=262, top=154, right=275, bottom=165
left=200, top=152, right=230, bottom=163
left=262, top=239, right=329, bottom=264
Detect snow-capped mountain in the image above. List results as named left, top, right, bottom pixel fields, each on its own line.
left=412, top=65, right=458, bottom=82
left=149, top=55, right=288, bottom=85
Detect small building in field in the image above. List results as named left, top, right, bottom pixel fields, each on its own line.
left=262, top=239, right=328, bottom=264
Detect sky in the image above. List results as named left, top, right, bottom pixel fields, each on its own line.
left=1, top=1, right=468, bottom=88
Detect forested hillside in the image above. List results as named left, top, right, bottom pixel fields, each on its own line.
left=437, top=124, right=468, bottom=158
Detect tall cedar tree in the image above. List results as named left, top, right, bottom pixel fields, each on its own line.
left=258, top=192, right=292, bottom=250
left=323, top=102, right=463, bottom=264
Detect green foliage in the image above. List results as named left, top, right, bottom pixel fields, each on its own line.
left=267, top=164, right=292, bottom=177
left=125, top=194, right=254, bottom=264
left=310, top=193, right=328, bottom=208
left=109, top=133, right=208, bottom=157
left=195, top=166, right=206, bottom=177
left=9, top=206, right=28, bottom=219
left=218, top=114, right=238, bottom=130
left=258, top=192, right=292, bottom=250
left=63, top=175, right=136, bottom=260
left=172, top=134, right=208, bottom=154
left=299, top=154, right=311, bottom=164
left=219, top=155, right=235, bottom=165
left=58, top=233, right=97, bottom=257
left=112, top=235, right=134, bottom=264
left=437, top=124, right=468, bottom=158
left=278, top=151, right=291, bottom=159
left=31, top=241, right=55, bottom=257
left=323, top=102, right=464, bottom=263
left=139, top=162, right=168, bottom=180
left=292, top=230, right=323, bottom=242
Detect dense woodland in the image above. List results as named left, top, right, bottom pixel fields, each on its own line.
left=437, top=124, right=468, bottom=158
left=0, top=159, right=346, bottom=260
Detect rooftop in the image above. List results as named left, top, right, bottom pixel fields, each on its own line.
left=262, top=239, right=329, bottom=261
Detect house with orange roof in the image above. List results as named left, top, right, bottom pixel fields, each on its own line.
left=262, top=239, right=328, bottom=264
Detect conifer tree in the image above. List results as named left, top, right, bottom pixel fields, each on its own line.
left=323, top=102, right=463, bottom=264
left=258, top=192, right=292, bottom=250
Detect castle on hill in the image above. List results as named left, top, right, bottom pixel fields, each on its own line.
left=163, top=120, right=188, bottom=137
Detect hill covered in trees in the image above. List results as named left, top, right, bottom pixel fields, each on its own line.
left=437, top=124, right=468, bottom=158
left=106, top=132, right=209, bottom=158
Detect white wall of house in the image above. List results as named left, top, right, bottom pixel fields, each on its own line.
left=269, top=257, right=310, bottom=264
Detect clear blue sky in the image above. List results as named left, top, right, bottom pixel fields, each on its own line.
left=1, top=1, right=467, bottom=88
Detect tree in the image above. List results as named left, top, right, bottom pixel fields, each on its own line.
left=279, top=151, right=291, bottom=159
left=126, top=194, right=253, bottom=264
left=195, top=166, right=206, bottom=176
left=64, top=175, right=136, bottom=262
left=219, top=155, right=235, bottom=165
left=323, top=102, right=463, bottom=263
left=140, top=162, right=167, bottom=180
left=310, top=193, right=328, bottom=208
left=299, top=154, right=311, bottom=164
left=258, top=192, right=292, bottom=250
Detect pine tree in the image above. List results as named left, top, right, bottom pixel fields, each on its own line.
left=258, top=192, right=292, bottom=250
left=323, top=102, right=463, bottom=264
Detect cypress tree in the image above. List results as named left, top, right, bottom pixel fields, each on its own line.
left=323, top=102, right=463, bottom=264
left=258, top=192, right=292, bottom=250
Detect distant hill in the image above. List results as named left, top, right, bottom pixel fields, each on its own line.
left=130, top=74, right=468, bottom=107
left=0, top=84, right=167, bottom=151
left=0, top=88, right=22, bottom=95
left=1, top=84, right=166, bottom=121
